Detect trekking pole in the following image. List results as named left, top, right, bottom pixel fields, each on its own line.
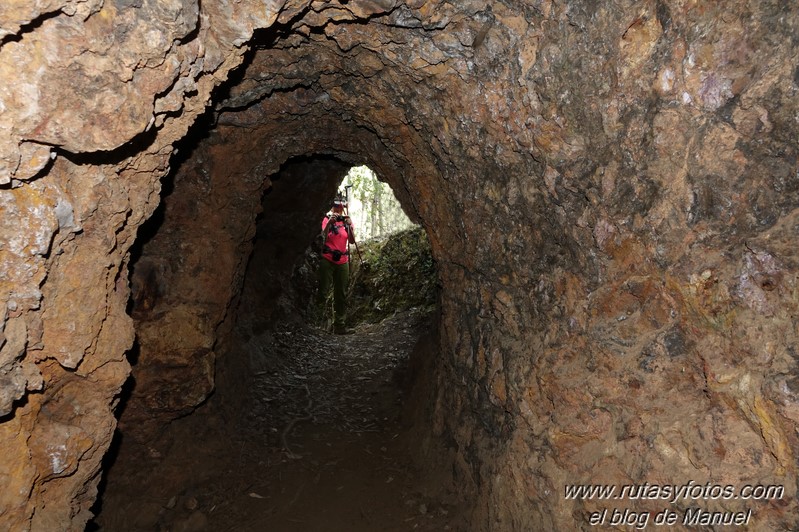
left=342, top=186, right=363, bottom=264
left=351, top=234, right=364, bottom=264
left=344, top=211, right=364, bottom=265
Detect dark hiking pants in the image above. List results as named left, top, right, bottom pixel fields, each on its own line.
left=319, top=258, right=349, bottom=328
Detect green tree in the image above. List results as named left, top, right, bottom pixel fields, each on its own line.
left=340, top=166, right=414, bottom=240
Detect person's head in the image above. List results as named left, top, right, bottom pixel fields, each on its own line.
left=332, top=196, right=346, bottom=213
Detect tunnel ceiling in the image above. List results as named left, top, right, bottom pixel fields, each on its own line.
left=2, top=1, right=799, bottom=530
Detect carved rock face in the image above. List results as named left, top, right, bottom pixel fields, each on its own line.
left=1, top=1, right=798, bottom=530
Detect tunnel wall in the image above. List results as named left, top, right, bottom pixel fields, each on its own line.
left=0, top=1, right=276, bottom=529
left=225, top=5, right=799, bottom=529
left=1, top=1, right=798, bottom=530
left=123, top=122, right=392, bottom=436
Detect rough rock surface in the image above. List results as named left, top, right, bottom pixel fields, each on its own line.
left=1, top=1, right=798, bottom=530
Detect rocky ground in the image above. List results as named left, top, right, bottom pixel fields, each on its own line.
left=91, top=229, right=462, bottom=531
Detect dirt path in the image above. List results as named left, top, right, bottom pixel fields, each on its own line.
left=92, top=310, right=463, bottom=531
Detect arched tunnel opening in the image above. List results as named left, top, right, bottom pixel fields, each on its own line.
left=2, top=2, right=798, bottom=531
left=89, top=141, right=450, bottom=530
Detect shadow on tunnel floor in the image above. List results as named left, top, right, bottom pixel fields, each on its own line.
left=90, top=308, right=467, bottom=532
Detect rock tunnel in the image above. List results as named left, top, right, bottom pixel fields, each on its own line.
left=1, top=1, right=798, bottom=530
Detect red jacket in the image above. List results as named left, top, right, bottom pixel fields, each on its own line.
left=321, top=215, right=353, bottom=264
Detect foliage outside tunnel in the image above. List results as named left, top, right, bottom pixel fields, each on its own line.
left=340, top=166, right=415, bottom=240
left=346, top=227, right=437, bottom=325
left=308, top=226, right=438, bottom=330
left=305, top=165, right=434, bottom=330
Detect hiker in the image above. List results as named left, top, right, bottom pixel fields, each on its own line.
left=318, top=194, right=356, bottom=334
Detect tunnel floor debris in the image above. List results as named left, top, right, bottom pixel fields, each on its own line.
left=92, top=308, right=463, bottom=531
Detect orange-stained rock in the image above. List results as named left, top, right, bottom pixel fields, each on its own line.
left=1, top=0, right=798, bottom=530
